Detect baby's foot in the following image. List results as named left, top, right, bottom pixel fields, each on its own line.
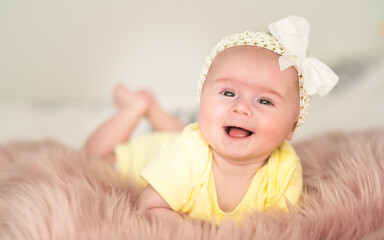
left=137, top=89, right=158, bottom=113
left=113, top=84, right=148, bottom=115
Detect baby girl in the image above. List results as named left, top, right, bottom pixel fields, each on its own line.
left=85, top=16, right=338, bottom=224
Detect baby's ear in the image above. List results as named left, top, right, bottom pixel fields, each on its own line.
left=286, top=121, right=298, bottom=141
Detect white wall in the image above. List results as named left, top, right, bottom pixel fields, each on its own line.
left=1, top=0, right=383, bottom=105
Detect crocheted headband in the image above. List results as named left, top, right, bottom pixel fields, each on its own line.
left=197, top=15, right=339, bottom=129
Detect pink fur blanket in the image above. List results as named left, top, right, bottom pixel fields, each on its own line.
left=0, top=129, right=383, bottom=239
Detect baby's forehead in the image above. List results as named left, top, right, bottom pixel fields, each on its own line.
left=207, top=46, right=283, bottom=77
left=208, top=45, right=288, bottom=78
left=215, top=45, right=281, bottom=62
left=205, top=45, right=299, bottom=92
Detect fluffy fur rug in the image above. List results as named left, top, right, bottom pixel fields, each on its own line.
left=0, top=129, right=383, bottom=239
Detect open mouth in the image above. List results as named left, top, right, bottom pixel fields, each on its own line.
left=224, top=126, right=254, bottom=138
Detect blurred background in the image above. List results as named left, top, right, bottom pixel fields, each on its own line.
left=1, top=0, right=383, bottom=148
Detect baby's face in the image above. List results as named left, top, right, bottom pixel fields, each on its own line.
left=198, top=46, right=300, bottom=164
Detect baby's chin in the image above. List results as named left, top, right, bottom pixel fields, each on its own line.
left=211, top=147, right=269, bottom=165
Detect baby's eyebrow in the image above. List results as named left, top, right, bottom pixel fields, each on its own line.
left=213, top=78, right=232, bottom=85
left=213, top=78, right=285, bottom=101
left=258, top=86, right=285, bottom=101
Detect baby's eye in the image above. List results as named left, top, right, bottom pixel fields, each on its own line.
left=257, top=99, right=272, bottom=105
left=221, top=91, right=235, bottom=97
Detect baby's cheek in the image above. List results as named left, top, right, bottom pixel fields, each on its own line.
left=261, top=117, right=289, bottom=136
left=200, top=105, right=217, bottom=123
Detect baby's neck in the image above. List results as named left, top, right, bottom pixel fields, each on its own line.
left=211, top=151, right=266, bottom=177
left=211, top=151, right=267, bottom=212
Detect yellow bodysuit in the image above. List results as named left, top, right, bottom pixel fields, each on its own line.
left=115, top=123, right=302, bottom=224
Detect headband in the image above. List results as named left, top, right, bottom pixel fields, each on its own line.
left=197, top=15, right=339, bottom=129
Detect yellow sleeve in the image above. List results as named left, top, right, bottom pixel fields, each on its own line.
left=276, top=161, right=303, bottom=209
left=114, top=133, right=177, bottom=188
left=268, top=141, right=303, bottom=210
left=140, top=123, right=209, bottom=212
left=115, top=136, right=150, bottom=187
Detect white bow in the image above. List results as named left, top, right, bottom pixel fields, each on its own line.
left=268, top=16, right=339, bottom=97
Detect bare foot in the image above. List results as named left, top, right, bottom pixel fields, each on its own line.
left=113, top=84, right=149, bottom=116
left=137, top=89, right=159, bottom=116
left=138, top=90, right=187, bottom=132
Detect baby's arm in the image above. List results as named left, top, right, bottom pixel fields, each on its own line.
left=137, top=184, right=183, bottom=222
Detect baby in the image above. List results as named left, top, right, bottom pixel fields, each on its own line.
left=85, top=16, right=338, bottom=224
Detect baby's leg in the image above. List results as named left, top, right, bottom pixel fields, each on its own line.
left=140, top=90, right=187, bottom=132
left=84, top=84, right=149, bottom=158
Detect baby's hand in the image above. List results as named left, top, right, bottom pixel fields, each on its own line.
left=137, top=184, right=182, bottom=222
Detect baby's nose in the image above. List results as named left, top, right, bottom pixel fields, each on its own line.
left=231, top=99, right=253, bottom=117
